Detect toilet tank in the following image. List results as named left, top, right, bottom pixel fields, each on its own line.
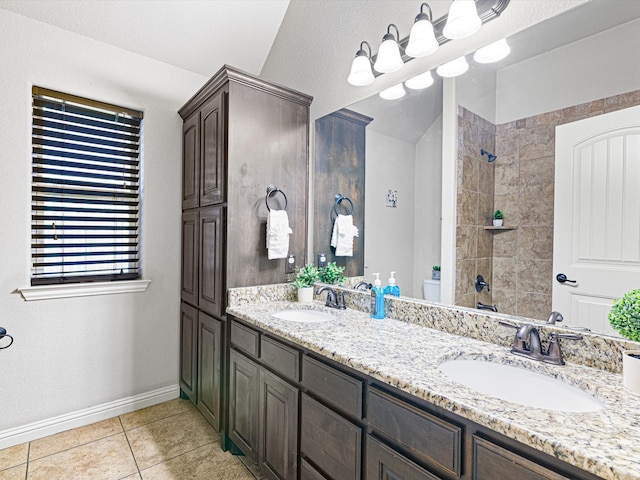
left=423, top=279, right=441, bottom=302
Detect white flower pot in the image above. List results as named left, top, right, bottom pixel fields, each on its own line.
left=297, top=286, right=314, bottom=303
left=623, top=350, right=640, bottom=394
left=493, top=219, right=503, bottom=226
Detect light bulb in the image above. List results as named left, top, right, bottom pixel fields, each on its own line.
left=379, top=83, right=406, bottom=100
left=374, top=26, right=404, bottom=74
left=436, top=56, right=469, bottom=77
left=473, top=38, right=511, bottom=64
left=405, top=71, right=434, bottom=90
left=348, top=53, right=374, bottom=86
left=406, top=16, right=438, bottom=58
left=443, top=0, right=482, bottom=40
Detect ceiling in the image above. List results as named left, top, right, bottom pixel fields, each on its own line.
left=0, top=0, right=290, bottom=78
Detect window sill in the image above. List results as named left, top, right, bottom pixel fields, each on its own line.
left=17, top=280, right=151, bottom=301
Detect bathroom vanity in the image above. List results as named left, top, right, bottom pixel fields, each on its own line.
left=223, top=286, right=640, bottom=480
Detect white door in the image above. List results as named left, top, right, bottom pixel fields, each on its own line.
left=553, top=105, right=640, bottom=335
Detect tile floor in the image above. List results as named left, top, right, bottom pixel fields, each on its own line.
left=0, top=398, right=260, bottom=480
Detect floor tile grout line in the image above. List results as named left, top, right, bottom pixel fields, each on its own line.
left=121, top=406, right=197, bottom=433
left=25, top=442, right=30, bottom=480
left=24, top=430, right=124, bottom=464
left=134, top=440, right=220, bottom=473
left=119, top=416, right=142, bottom=478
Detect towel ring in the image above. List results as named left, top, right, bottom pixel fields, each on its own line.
left=0, top=327, right=13, bottom=350
left=265, top=185, right=288, bottom=212
left=334, top=194, right=354, bottom=216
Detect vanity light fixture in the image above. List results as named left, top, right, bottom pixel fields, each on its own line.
left=443, top=0, right=482, bottom=40
left=405, top=70, right=434, bottom=90
left=436, top=56, right=469, bottom=77
left=379, top=83, right=406, bottom=100
left=405, top=3, right=439, bottom=58
left=473, top=38, right=511, bottom=63
left=373, top=24, right=404, bottom=74
left=347, top=41, right=375, bottom=86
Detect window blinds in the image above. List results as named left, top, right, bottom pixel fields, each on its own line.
left=31, top=87, right=143, bottom=285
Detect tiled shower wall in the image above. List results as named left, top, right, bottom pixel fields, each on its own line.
left=455, top=107, right=495, bottom=309
left=457, top=90, right=640, bottom=320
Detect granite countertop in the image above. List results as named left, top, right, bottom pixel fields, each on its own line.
left=227, top=300, right=640, bottom=480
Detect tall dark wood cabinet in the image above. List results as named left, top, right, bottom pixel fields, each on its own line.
left=178, top=65, right=312, bottom=437
left=313, top=109, right=372, bottom=277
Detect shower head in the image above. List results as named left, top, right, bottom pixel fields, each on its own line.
left=480, top=149, right=497, bottom=162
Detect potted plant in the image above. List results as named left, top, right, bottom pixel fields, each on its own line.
left=319, top=261, right=345, bottom=285
left=608, top=289, right=640, bottom=393
left=293, top=263, right=319, bottom=303
left=432, top=265, right=441, bottom=281
left=493, top=209, right=504, bottom=227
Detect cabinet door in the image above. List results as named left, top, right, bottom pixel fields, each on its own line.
left=181, top=210, right=199, bottom=305
left=472, top=436, right=571, bottom=480
left=179, top=302, right=198, bottom=402
left=259, top=369, right=299, bottom=480
left=366, top=435, right=440, bottom=480
left=200, top=91, right=226, bottom=206
left=197, top=312, right=223, bottom=431
left=199, top=205, right=225, bottom=317
left=229, top=349, right=259, bottom=460
left=182, top=112, right=200, bottom=209
left=300, top=393, right=361, bottom=480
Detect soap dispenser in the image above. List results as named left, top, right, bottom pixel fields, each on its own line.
left=384, top=272, right=400, bottom=297
left=371, top=273, right=385, bottom=319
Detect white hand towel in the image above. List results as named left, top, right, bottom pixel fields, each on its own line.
left=267, top=210, right=292, bottom=260
left=331, top=214, right=359, bottom=257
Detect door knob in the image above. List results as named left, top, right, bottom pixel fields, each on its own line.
left=556, top=273, right=577, bottom=284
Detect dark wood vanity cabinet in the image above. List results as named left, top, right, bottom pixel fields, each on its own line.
left=178, top=65, right=312, bottom=438
left=225, top=317, right=606, bottom=480
left=228, top=322, right=300, bottom=480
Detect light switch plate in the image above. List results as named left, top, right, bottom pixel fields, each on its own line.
left=285, top=254, right=296, bottom=274
left=317, top=253, right=327, bottom=269
left=386, top=189, right=397, bottom=207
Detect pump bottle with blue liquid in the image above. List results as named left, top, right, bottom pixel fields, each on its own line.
left=384, top=272, right=400, bottom=297
left=370, top=273, right=385, bottom=319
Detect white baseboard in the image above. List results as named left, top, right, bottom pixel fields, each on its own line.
left=0, top=384, right=180, bottom=450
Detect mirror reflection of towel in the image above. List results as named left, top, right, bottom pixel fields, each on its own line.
left=331, top=214, right=359, bottom=256
left=267, top=210, right=292, bottom=259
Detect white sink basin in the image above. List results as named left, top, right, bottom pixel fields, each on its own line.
left=272, top=310, right=334, bottom=323
left=438, top=359, right=603, bottom=412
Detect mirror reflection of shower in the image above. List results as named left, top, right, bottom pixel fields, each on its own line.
left=480, top=149, right=497, bottom=162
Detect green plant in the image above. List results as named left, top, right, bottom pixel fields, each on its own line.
left=293, top=263, right=319, bottom=289
left=432, top=265, right=441, bottom=272
left=609, top=289, right=640, bottom=342
left=493, top=210, right=503, bottom=220
left=319, top=261, right=345, bottom=285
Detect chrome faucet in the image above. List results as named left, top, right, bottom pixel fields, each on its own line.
left=316, top=286, right=347, bottom=309
left=547, top=311, right=564, bottom=324
left=499, top=321, right=582, bottom=365
left=354, top=281, right=371, bottom=290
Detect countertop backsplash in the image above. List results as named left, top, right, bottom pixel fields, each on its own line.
left=227, top=280, right=640, bottom=374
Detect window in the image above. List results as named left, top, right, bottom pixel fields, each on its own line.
left=31, top=87, right=142, bottom=286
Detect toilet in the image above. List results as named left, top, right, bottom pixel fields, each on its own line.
left=423, top=279, right=441, bottom=302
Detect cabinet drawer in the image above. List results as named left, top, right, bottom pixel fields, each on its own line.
left=366, top=435, right=440, bottom=480
left=302, top=355, right=362, bottom=418
left=472, top=436, right=570, bottom=480
left=367, top=387, right=462, bottom=478
left=300, top=393, right=361, bottom=480
left=261, top=335, right=300, bottom=382
left=230, top=321, right=260, bottom=358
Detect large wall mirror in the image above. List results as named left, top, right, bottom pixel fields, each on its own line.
left=314, top=0, right=640, bottom=337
